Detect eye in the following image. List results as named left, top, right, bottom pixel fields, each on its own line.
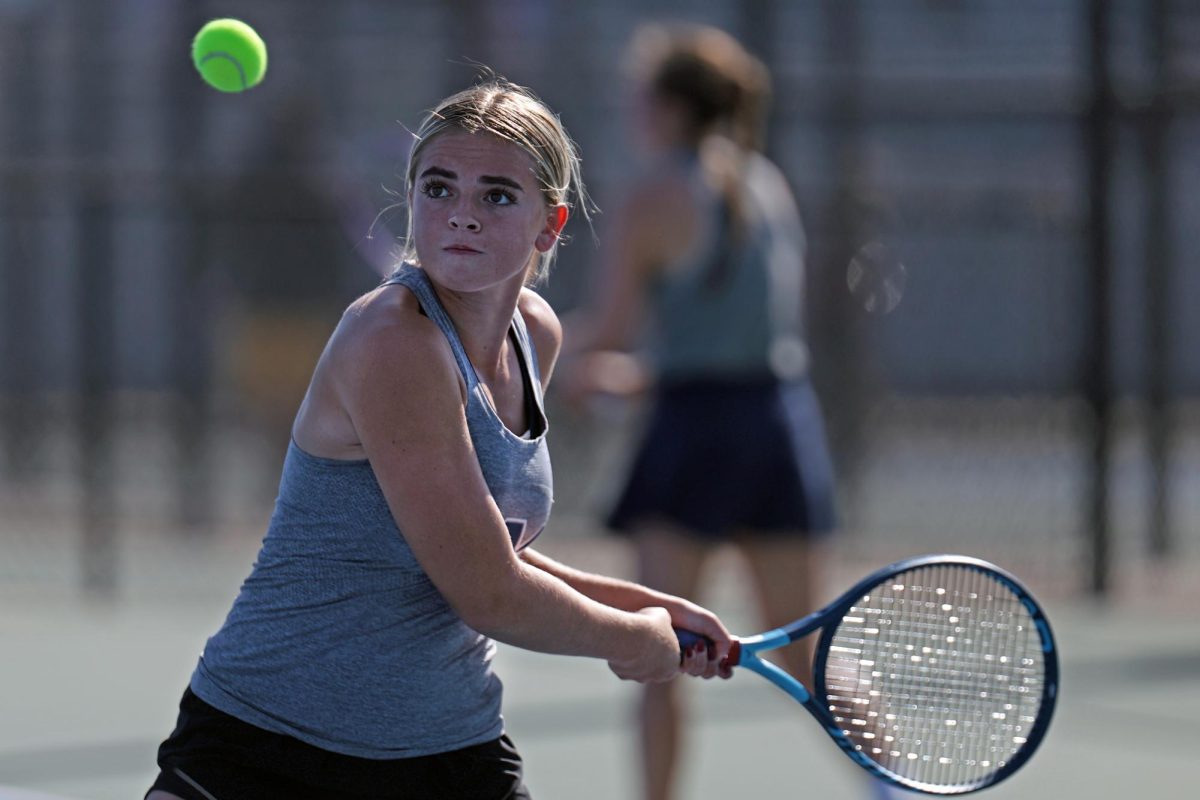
left=484, top=188, right=516, bottom=206
left=420, top=180, right=451, bottom=199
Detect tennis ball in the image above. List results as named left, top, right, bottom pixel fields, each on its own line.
left=192, top=19, right=268, bottom=93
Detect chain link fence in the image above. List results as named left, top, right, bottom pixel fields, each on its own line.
left=2, top=0, right=1198, bottom=603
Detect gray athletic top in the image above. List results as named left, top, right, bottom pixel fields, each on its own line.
left=650, top=151, right=810, bottom=382
left=190, top=263, right=553, bottom=759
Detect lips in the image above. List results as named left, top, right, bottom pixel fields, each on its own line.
left=443, top=244, right=482, bottom=254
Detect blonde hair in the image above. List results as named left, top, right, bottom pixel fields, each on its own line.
left=401, top=77, right=591, bottom=285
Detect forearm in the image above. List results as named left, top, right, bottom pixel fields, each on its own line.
left=518, top=548, right=737, bottom=662
left=467, top=555, right=654, bottom=663
left=519, top=547, right=663, bottom=612
left=476, top=548, right=734, bottom=682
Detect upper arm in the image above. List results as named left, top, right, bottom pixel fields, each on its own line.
left=338, top=303, right=523, bottom=625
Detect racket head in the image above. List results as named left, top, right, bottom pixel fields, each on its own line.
left=811, top=555, right=1058, bottom=794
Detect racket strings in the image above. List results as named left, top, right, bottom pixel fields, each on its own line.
left=823, top=565, right=1046, bottom=789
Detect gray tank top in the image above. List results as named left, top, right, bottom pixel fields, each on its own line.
left=190, top=264, right=553, bottom=759
left=650, top=151, right=810, bottom=382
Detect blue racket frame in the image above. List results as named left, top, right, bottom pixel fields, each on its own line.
left=681, top=554, right=1059, bottom=795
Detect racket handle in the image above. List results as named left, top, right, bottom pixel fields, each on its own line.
left=673, top=628, right=741, bottom=668
left=674, top=628, right=711, bottom=650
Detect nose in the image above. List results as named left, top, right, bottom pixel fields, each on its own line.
left=448, top=211, right=480, bottom=232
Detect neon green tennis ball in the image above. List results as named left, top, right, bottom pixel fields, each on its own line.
left=192, top=19, right=267, bottom=93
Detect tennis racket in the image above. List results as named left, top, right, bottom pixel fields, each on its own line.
left=677, top=554, right=1058, bottom=795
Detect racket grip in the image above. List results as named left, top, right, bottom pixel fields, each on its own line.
left=674, top=628, right=711, bottom=650
left=674, top=629, right=741, bottom=669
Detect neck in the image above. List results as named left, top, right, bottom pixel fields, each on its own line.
left=429, top=274, right=524, bottom=377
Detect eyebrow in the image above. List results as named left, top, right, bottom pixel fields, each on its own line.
left=418, top=166, right=525, bottom=192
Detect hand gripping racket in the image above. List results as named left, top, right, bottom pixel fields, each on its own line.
left=677, top=555, right=1058, bottom=795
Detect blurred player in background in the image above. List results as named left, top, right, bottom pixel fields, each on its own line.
left=146, top=77, right=735, bottom=800
left=560, top=23, right=838, bottom=800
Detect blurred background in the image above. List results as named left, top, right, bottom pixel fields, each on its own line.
left=1, top=1, right=1198, bottom=798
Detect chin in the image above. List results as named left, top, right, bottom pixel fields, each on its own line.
left=421, top=257, right=526, bottom=295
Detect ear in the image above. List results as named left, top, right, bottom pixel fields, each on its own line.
left=534, top=204, right=569, bottom=253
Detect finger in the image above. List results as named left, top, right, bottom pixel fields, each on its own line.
left=691, top=643, right=714, bottom=676
left=675, top=630, right=732, bottom=677
left=680, top=642, right=711, bottom=678
left=682, top=617, right=735, bottom=661
left=680, top=643, right=709, bottom=676
left=702, top=653, right=722, bottom=679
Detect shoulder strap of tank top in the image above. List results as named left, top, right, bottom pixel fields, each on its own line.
left=507, top=311, right=546, bottom=438
left=379, top=264, right=477, bottom=388
left=509, top=307, right=545, bottom=408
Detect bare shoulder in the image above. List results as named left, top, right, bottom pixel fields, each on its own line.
left=293, top=283, right=464, bottom=458
left=518, top=288, right=561, bottom=343
left=518, top=287, right=562, bottom=389
left=335, top=284, right=464, bottom=409
left=338, top=284, right=431, bottom=359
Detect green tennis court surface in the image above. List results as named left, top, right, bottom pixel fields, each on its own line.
left=1, top=538, right=1195, bottom=799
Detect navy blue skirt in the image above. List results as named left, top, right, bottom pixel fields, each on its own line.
left=606, top=377, right=837, bottom=540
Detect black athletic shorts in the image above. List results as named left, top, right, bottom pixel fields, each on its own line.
left=146, top=688, right=531, bottom=800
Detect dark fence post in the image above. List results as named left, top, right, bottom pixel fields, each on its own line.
left=738, top=0, right=778, bottom=156
left=1083, top=0, right=1114, bottom=596
left=73, top=1, right=118, bottom=597
left=167, top=5, right=215, bottom=535
left=1, top=11, right=42, bottom=480
left=77, top=187, right=117, bottom=596
left=1143, top=0, right=1172, bottom=559
left=817, top=0, right=869, bottom=484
